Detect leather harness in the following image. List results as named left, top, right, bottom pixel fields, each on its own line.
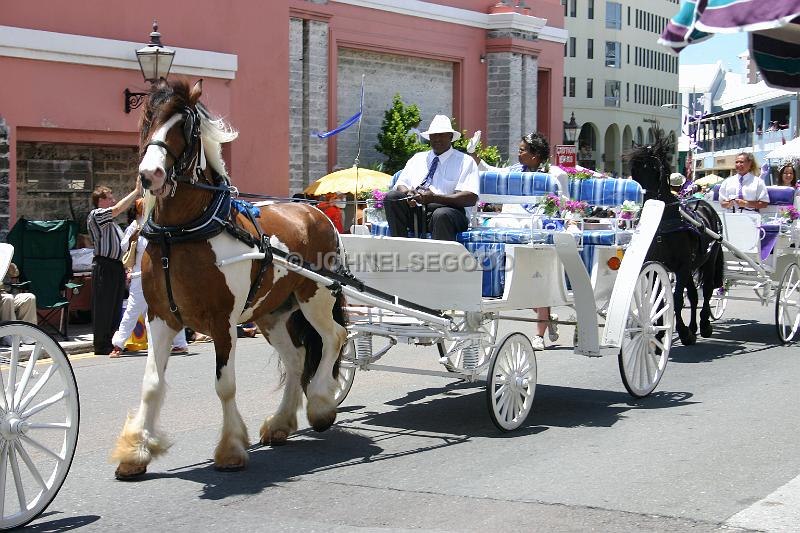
left=139, top=106, right=274, bottom=323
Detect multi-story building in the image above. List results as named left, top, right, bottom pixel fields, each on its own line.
left=562, top=0, right=680, bottom=175
left=678, top=56, right=799, bottom=182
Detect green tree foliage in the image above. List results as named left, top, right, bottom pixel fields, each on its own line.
left=374, top=95, right=504, bottom=173
left=374, top=94, right=427, bottom=175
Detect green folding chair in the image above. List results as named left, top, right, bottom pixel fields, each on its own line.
left=6, top=219, right=82, bottom=339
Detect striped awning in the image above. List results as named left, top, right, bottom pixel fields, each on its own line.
left=659, top=0, right=800, bottom=90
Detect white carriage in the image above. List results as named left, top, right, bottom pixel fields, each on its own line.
left=0, top=243, right=80, bottom=530
left=698, top=185, right=800, bottom=342
left=321, top=172, right=675, bottom=430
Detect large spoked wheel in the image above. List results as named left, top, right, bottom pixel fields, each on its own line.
left=486, top=333, right=536, bottom=431
left=693, top=271, right=726, bottom=321
left=775, top=262, right=800, bottom=344
left=709, top=289, right=727, bottom=321
left=334, top=340, right=356, bottom=406
left=437, top=314, right=498, bottom=373
left=619, top=262, right=674, bottom=398
left=0, top=321, right=79, bottom=530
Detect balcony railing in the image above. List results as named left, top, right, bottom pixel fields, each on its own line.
left=696, top=132, right=753, bottom=153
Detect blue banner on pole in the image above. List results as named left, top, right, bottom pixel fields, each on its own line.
left=314, top=79, right=364, bottom=139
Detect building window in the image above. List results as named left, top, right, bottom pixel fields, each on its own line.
left=570, top=37, right=576, bottom=57
left=570, top=0, right=576, bottom=17
left=626, top=82, right=629, bottom=102
left=562, top=0, right=567, bottom=16
left=588, top=39, right=594, bottom=59
left=564, top=76, right=567, bottom=97
left=569, top=77, right=576, bottom=97
left=588, top=0, right=594, bottom=19
left=606, top=1, right=622, bottom=29
left=587, top=78, right=594, bottom=99
left=605, top=41, right=621, bottom=68
left=605, top=80, right=621, bottom=107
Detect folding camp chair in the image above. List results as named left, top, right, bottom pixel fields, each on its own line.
left=6, top=219, right=82, bottom=339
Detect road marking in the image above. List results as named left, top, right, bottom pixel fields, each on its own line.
left=725, top=473, right=800, bottom=532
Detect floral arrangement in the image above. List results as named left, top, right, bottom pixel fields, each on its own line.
left=779, top=206, right=800, bottom=223
left=542, top=194, right=562, bottom=216
left=563, top=166, right=594, bottom=180
left=619, top=200, right=640, bottom=220
left=563, top=199, right=589, bottom=215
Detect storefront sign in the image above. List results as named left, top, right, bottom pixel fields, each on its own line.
left=555, top=145, right=577, bottom=167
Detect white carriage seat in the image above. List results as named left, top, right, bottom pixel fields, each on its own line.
left=719, top=211, right=763, bottom=273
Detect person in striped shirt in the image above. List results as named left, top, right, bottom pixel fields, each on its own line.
left=87, top=177, right=142, bottom=355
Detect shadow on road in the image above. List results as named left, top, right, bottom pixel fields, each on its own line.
left=669, top=318, right=780, bottom=363
left=128, top=384, right=693, bottom=501
left=342, top=382, right=694, bottom=437
left=26, top=512, right=101, bottom=531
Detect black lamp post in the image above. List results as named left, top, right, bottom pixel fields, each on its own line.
left=124, top=21, right=176, bottom=113
left=564, top=112, right=579, bottom=144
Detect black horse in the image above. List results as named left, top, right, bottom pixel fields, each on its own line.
left=625, top=129, right=724, bottom=345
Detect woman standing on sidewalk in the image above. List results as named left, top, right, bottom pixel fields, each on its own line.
left=110, top=199, right=188, bottom=357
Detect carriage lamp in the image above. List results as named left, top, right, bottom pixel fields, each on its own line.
left=124, top=21, right=176, bottom=113
left=564, top=113, right=580, bottom=144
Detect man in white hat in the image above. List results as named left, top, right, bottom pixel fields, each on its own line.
left=385, top=114, right=479, bottom=240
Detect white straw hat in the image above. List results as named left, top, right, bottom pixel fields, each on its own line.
left=421, top=114, right=461, bottom=142
left=669, top=172, right=686, bottom=187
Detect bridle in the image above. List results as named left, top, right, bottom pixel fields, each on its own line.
left=144, top=106, right=213, bottom=197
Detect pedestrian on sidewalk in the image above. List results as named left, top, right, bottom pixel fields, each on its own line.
left=87, top=177, right=142, bottom=356
left=110, top=199, right=188, bottom=357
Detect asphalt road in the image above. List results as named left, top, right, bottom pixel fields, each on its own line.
left=24, top=290, right=800, bottom=532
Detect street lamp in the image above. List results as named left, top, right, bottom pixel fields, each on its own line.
left=564, top=112, right=579, bottom=145
left=124, top=21, right=176, bottom=113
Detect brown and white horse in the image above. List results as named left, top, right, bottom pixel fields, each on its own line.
left=111, top=79, right=347, bottom=479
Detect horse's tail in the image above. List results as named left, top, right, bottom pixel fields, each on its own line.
left=296, top=291, right=347, bottom=390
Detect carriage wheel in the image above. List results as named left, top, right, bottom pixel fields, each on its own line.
left=334, top=340, right=356, bottom=406
left=0, top=322, right=79, bottom=530
left=486, top=333, right=536, bottom=431
left=618, top=262, right=674, bottom=398
left=775, top=262, right=800, bottom=344
left=437, top=314, right=498, bottom=373
left=709, top=291, right=727, bottom=321
left=693, top=271, right=726, bottom=321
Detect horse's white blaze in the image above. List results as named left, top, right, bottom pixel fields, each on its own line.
left=139, top=113, right=183, bottom=191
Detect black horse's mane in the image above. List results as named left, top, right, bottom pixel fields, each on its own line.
left=624, top=127, right=675, bottom=201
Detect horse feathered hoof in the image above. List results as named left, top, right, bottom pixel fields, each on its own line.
left=115, top=462, right=147, bottom=481
left=309, top=411, right=336, bottom=432
left=260, top=429, right=289, bottom=446
left=214, top=462, right=247, bottom=472
left=700, top=322, right=713, bottom=338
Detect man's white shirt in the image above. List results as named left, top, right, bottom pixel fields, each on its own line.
left=718, top=172, right=768, bottom=203
left=395, top=148, right=480, bottom=196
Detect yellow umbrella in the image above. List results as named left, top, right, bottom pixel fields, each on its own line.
left=304, top=166, right=393, bottom=195
left=694, top=174, right=723, bottom=187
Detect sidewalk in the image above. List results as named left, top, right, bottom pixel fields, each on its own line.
left=0, top=321, right=94, bottom=360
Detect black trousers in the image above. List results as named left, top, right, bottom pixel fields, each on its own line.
left=92, top=256, right=126, bottom=354
left=385, top=189, right=469, bottom=241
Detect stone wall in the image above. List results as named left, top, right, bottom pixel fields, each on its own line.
left=336, top=48, right=453, bottom=169
left=0, top=118, right=9, bottom=242
left=486, top=51, right=540, bottom=162
left=15, top=142, right=139, bottom=232
left=288, top=17, right=329, bottom=194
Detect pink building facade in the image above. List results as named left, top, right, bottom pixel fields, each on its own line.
left=0, top=0, right=566, bottom=234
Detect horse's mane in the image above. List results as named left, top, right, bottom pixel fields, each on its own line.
left=623, top=127, right=674, bottom=199
left=139, top=79, right=238, bottom=180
